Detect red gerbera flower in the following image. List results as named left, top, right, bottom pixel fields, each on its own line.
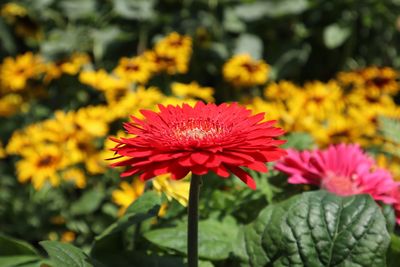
left=110, top=102, right=286, bottom=189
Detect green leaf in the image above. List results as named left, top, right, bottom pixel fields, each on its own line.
left=234, top=0, right=309, bottom=21
left=0, top=234, right=38, bottom=256
left=387, top=234, right=400, bottom=267
left=234, top=34, right=263, bottom=60
left=382, top=204, right=396, bottom=233
left=93, top=191, right=160, bottom=240
left=59, top=0, right=96, bottom=21
left=323, top=24, right=351, bottom=49
left=282, top=132, right=315, bottom=150
left=70, top=189, right=104, bottom=215
left=90, top=192, right=161, bottom=259
left=90, top=251, right=185, bottom=267
left=40, top=241, right=94, bottom=267
left=0, top=255, right=41, bottom=267
left=223, top=8, right=245, bottom=33
left=0, top=18, right=17, bottom=55
left=144, top=219, right=238, bottom=260
left=91, top=27, right=123, bottom=61
left=379, top=116, right=400, bottom=145
left=113, top=0, right=155, bottom=20
left=236, top=190, right=390, bottom=266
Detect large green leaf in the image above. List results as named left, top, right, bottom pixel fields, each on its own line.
left=235, top=190, right=390, bottom=267
left=91, top=191, right=160, bottom=260
left=40, top=241, right=95, bottom=267
left=0, top=234, right=38, bottom=256
left=70, top=188, right=104, bottom=215
left=144, top=219, right=238, bottom=261
left=234, top=34, right=263, bottom=60
left=0, top=255, right=42, bottom=267
left=323, top=24, right=351, bottom=49
left=113, top=0, right=155, bottom=20
left=94, top=191, right=160, bottom=241
left=234, top=0, right=309, bottom=21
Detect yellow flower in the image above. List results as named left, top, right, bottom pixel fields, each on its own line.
left=74, top=105, right=111, bottom=137
left=0, top=141, right=6, bottom=159
left=337, top=66, right=399, bottom=95
left=301, top=81, right=344, bottom=120
left=1, top=3, right=42, bottom=40
left=0, top=52, right=44, bottom=91
left=113, top=56, right=153, bottom=84
left=16, top=145, right=67, bottom=190
left=152, top=174, right=190, bottom=207
left=45, top=53, right=90, bottom=82
left=0, top=93, right=25, bottom=117
left=223, top=54, right=270, bottom=87
left=376, top=154, right=400, bottom=181
left=61, top=53, right=90, bottom=75
left=112, top=178, right=146, bottom=216
left=146, top=32, right=192, bottom=75
left=171, top=81, right=214, bottom=102
left=60, top=231, right=76, bottom=243
left=264, top=80, right=301, bottom=101
left=106, top=86, right=164, bottom=120
left=1, top=3, right=27, bottom=21
left=79, top=69, right=128, bottom=91
left=62, top=168, right=86, bottom=189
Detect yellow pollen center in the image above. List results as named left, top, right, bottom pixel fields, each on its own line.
left=172, top=119, right=226, bottom=141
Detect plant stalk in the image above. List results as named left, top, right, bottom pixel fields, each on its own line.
left=188, top=174, right=201, bottom=267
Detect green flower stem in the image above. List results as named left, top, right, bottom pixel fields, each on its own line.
left=188, top=174, right=202, bottom=267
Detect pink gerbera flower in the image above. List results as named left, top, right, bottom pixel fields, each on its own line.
left=110, top=102, right=286, bottom=189
left=275, top=143, right=397, bottom=204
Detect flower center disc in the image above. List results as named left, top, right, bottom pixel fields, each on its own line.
left=321, top=171, right=358, bottom=196
left=172, top=118, right=226, bottom=143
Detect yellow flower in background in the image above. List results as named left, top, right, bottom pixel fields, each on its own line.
left=264, top=80, right=301, bottom=101
left=45, top=53, right=90, bottom=82
left=223, top=54, right=270, bottom=87
left=112, top=178, right=146, bottom=216
left=113, top=56, right=153, bottom=84
left=376, top=154, right=400, bottom=181
left=60, top=231, right=76, bottom=243
left=152, top=174, right=190, bottom=207
left=301, top=81, right=344, bottom=120
left=62, top=168, right=86, bottom=189
left=16, top=145, right=68, bottom=190
left=0, top=141, right=6, bottom=159
left=148, top=32, right=192, bottom=74
left=0, top=94, right=25, bottom=117
left=337, top=66, right=399, bottom=95
left=106, top=86, right=164, bottom=120
left=1, top=3, right=42, bottom=40
left=75, top=105, right=112, bottom=137
left=171, top=81, right=214, bottom=102
left=61, top=53, right=90, bottom=75
left=1, top=3, right=27, bottom=19
left=0, top=52, right=44, bottom=91
left=155, top=32, right=192, bottom=58
left=79, top=69, right=129, bottom=91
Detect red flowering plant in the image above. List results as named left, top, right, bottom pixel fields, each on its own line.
left=110, top=101, right=286, bottom=266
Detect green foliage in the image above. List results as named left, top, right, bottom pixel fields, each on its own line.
left=40, top=241, right=96, bottom=267
left=235, top=190, right=390, bottom=267
left=0, top=235, right=42, bottom=267
left=379, top=116, right=400, bottom=145
left=144, top=219, right=238, bottom=261
left=283, top=132, right=315, bottom=150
